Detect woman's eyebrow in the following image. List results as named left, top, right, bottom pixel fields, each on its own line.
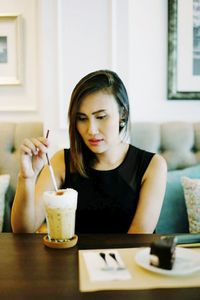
left=92, top=109, right=106, bottom=115
left=76, top=112, right=86, bottom=116
left=77, top=109, right=106, bottom=116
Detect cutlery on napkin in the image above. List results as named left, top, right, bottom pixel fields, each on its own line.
left=82, top=250, right=132, bottom=282
left=99, top=252, right=126, bottom=270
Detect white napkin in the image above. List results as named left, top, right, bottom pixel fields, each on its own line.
left=82, top=249, right=132, bottom=282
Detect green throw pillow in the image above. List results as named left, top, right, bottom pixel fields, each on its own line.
left=156, top=164, right=200, bottom=234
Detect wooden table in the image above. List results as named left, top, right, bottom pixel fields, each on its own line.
left=0, top=233, right=199, bottom=300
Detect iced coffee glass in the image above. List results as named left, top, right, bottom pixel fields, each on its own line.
left=43, top=188, right=78, bottom=242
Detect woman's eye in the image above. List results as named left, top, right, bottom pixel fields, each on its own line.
left=77, top=115, right=87, bottom=121
left=97, top=115, right=106, bottom=120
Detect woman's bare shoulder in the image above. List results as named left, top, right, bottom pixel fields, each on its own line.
left=152, top=153, right=167, bottom=169
left=142, top=153, right=167, bottom=183
left=50, top=149, right=65, bottom=179
left=148, top=153, right=167, bottom=176
left=51, top=149, right=65, bottom=162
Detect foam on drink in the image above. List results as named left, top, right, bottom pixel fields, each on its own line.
left=43, top=188, right=78, bottom=241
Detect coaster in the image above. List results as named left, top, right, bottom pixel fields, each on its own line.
left=43, top=234, right=78, bottom=249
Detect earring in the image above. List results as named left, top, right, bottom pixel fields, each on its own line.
left=120, top=120, right=126, bottom=128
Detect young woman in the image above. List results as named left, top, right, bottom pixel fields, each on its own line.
left=11, top=70, right=167, bottom=234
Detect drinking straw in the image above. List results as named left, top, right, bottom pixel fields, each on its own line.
left=45, top=130, right=58, bottom=192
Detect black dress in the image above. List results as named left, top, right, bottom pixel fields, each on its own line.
left=62, top=145, right=155, bottom=233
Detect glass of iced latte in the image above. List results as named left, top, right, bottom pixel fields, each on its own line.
left=43, top=188, right=78, bottom=244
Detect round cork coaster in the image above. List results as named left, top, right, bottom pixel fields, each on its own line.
left=43, top=234, right=78, bottom=249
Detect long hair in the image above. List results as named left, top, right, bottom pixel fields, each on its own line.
left=68, top=70, right=130, bottom=177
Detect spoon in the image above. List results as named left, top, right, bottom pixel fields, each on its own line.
left=109, top=252, right=126, bottom=270
left=99, top=252, right=114, bottom=271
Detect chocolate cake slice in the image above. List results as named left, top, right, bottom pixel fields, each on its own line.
left=150, top=237, right=177, bottom=270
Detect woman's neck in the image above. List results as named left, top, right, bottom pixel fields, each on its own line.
left=93, top=143, right=129, bottom=171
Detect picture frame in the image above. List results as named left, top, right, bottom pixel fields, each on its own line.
left=168, top=0, right=200, bottom=100
left=0, top=14, right=23, bottom=85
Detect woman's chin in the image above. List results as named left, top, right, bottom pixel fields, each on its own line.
left=87, top=144, right=106, bottom=154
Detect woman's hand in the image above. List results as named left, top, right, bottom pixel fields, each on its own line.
left=19, top=137, right=49, bottom=179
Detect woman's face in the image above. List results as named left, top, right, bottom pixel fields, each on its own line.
left=76, top=91, right=122, bottom=154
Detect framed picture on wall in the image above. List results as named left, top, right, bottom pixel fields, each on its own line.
left=168, top=0, right=200, bottom=100
left=0, top=14, right=23, bottom=85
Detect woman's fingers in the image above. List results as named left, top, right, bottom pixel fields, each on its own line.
left=19, top=137, right=49, bottom=179
left=21, top=137, right=49, bottom=156
left=20, top=144, right=33, bottom=156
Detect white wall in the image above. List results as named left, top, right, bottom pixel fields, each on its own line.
left=0, top=0, right=200, bottom=154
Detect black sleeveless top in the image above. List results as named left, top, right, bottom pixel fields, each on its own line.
left=62, top=145, right=155, bottom=233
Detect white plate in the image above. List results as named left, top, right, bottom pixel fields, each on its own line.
left=135, top=247, right=200, bottom=276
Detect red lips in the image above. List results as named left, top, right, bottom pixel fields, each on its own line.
left=88, top=139, right=103, bottom=146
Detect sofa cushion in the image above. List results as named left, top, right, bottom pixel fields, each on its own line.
left=0, top=122, right=43, bottom=232
left=156, top=164, right=200, bottom=233
left=130, top=122, right=200, bottom=171
left=3, top=185, right=15, bottom=232
left=0, top=174, right=10, bottom=232
left=181, top=176, right=200, bottom=233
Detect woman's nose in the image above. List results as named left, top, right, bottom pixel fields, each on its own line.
left=88, top=120, right=99, bottom=135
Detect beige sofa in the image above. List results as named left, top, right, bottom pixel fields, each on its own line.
left=130, top=122, right=200, bottom=233
left=0, top=122, right=43, bottom=231
left=130, top=122, right=200, bottom=171
left=1, top=121, right=200, bottom=232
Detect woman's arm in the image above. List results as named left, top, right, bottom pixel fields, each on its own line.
left=11, top=137, right=65, bottom=233
left=128, top=154, right=167, bottom=234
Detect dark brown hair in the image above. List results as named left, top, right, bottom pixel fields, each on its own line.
left=68, top=70, right=129, bottom=177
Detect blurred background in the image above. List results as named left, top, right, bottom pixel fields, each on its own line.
left=0, top=0, right=200, bottom=155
